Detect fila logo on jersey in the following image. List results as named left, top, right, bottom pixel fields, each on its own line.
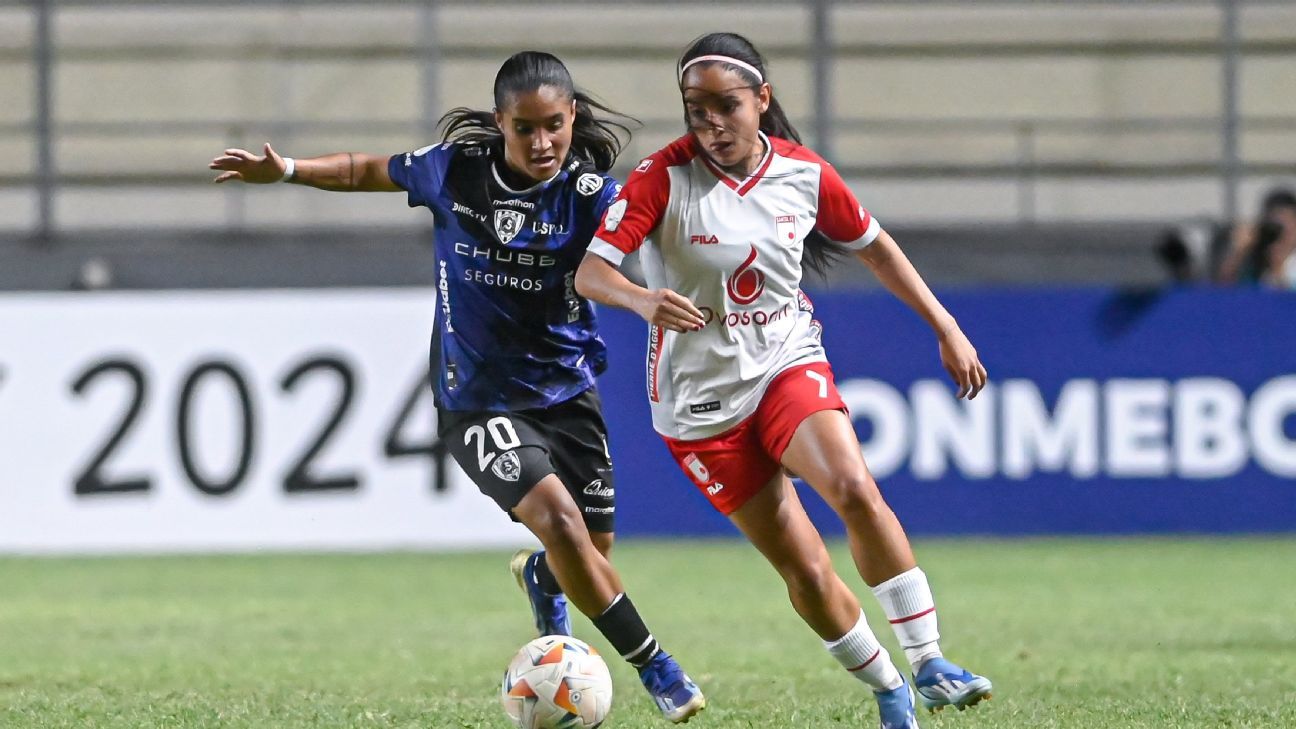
left=494, top=209, right=526, bottom=245
left=706, top=482, right=725, bottom=496
left=635, top=158, right=653, bottom=173
left=575, top=173, right=604, bottom=196
left=726, top=245, right=766, bottom=305
left=603, top=199, right=628, bottom=232
left=690, top=234, right=719, bottom=245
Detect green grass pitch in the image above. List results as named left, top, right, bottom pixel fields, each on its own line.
left=1, top=538, right=1293, bottom=728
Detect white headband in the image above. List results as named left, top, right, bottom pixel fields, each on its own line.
left=678, top=54, right=765, bottom=85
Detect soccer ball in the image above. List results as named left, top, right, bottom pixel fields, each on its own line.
left=501, top=636, right=614, bottom=728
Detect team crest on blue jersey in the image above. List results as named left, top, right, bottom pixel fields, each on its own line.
left=576, top=173, right=604, bottom=196
left=491, top=450, right=522, bottom=482
left=494, top=209, right=526, bottom=245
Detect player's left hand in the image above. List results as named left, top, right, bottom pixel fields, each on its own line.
left=938, top=325, right=987, bottom=399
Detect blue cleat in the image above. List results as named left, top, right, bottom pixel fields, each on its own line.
left=637, top=650, right=706, bottom=723
left=913, top=657, right=993, bottom=712
left=874, top=681, right=920, bottom=729
left=509, top=549, right=572, bottom=637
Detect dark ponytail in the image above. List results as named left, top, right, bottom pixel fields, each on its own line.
left=438, top=50, right=636, bottom=172
left=678, top=32, right=847, bottom=278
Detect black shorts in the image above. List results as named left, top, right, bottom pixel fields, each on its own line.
left=438, top=388, right=616, bottom=533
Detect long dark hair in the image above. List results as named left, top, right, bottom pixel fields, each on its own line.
left=438, top=51, right=635, bottom=172
left=678, top=33, right=847, bottom=277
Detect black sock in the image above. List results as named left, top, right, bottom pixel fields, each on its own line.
left=533, top=552, right=563, bottom=596
left=592, top=593, right=661, bottom=667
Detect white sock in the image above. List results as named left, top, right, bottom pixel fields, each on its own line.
left=823, top=610, right=904, bottom=692
left=872, top=567, right=943, bottom=669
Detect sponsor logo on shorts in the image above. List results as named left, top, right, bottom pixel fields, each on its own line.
left=582, top=479, right=615, bottom=498
left=490, top=450, right=521, bottom=482
left=583, top=506, right=615, bottom=514
left=689, top=401, right=721, bottom=414
left=576, top=173, right=604, bottom=196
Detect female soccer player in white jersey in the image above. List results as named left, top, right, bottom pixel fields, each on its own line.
left=575, top=33, right=991, bottom=729
left=209, top=51, right=704, bottom=723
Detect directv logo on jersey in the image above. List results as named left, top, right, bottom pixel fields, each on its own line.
left=494, top=209, right=526, bottom=244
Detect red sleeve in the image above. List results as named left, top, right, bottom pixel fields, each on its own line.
left=588, top=140, right=688, bottom=266
left=813, top=153, right=880, bottom=249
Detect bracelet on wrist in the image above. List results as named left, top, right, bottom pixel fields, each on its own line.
left=280, top=157, right=296, bottom=183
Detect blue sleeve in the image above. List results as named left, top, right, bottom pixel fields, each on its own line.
left=593, top=174, right=623, bottom=221
left=387, top=143, right=453, bottom=209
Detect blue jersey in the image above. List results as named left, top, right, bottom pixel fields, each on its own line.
left=388, top=142, right=620, bottom=411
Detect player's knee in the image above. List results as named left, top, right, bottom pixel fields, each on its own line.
left=782, top=556, right=837, bottom=604
left=533, top=507, right=589, bottom=550
left=826, top=471, right=886, bottom=519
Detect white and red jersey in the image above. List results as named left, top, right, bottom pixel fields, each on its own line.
left=589, top=132, right=880, bottom=441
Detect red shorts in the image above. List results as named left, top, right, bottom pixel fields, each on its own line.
left=662, top=361, right=846, bottom=515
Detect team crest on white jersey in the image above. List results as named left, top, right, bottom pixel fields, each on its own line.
left=490, top=450, right=521, bottom=482
left=494, top=209, right=526, bottom=244
left=576, top=173, right=604, bottom=196
left=775, top=215, right=796, bottom=244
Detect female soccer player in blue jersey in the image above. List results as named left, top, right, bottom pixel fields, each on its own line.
left=209, top=51, right=704, bottom=723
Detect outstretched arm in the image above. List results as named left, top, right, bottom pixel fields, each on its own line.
left=209, top=142, right=400, bottom=192
left=575, top=253, right=705, bottom=333
left=856, top=229, right=987, bottom=399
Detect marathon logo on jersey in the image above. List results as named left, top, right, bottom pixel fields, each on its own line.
left=776, top=215, right=796, bottom=244
left=490, top=450, right=521, bottom=482
left=690, top=234, right=719, bottom=245
left=575, top=173, right=604, bottom=196
left=726, top=245, right=766, bottom=305
left=689, top=401, right=721, bottom=414
left=602, top=199, right=628, bottom=233
left=582, top=479, right=614, bottom=498
left=494, top=209, right=527, bottom=245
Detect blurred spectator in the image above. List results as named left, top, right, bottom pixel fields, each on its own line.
left=1155, top=220, right=1217, bottom=284
left=1216, top=186, right=1296, bottom=288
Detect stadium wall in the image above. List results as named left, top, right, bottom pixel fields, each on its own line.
left=1, top=286, right=1292, bottom=553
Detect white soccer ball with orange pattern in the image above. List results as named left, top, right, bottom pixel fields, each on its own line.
left=501, top=636, right=614, bottom=728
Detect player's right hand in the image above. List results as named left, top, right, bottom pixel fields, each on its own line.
left=637, top=289, right=706, bottom=332
left=209, top=142, right=287, bottom=184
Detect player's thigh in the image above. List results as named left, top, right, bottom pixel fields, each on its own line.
left=728, top=472, right=835, bottom=584
left=442, top=411, right=557, bottom=516
left=512, top=472, right=594, bottom=546
left=780, top=409, right=883, bottom=512
left=542, top=390, right=616, bottom=534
